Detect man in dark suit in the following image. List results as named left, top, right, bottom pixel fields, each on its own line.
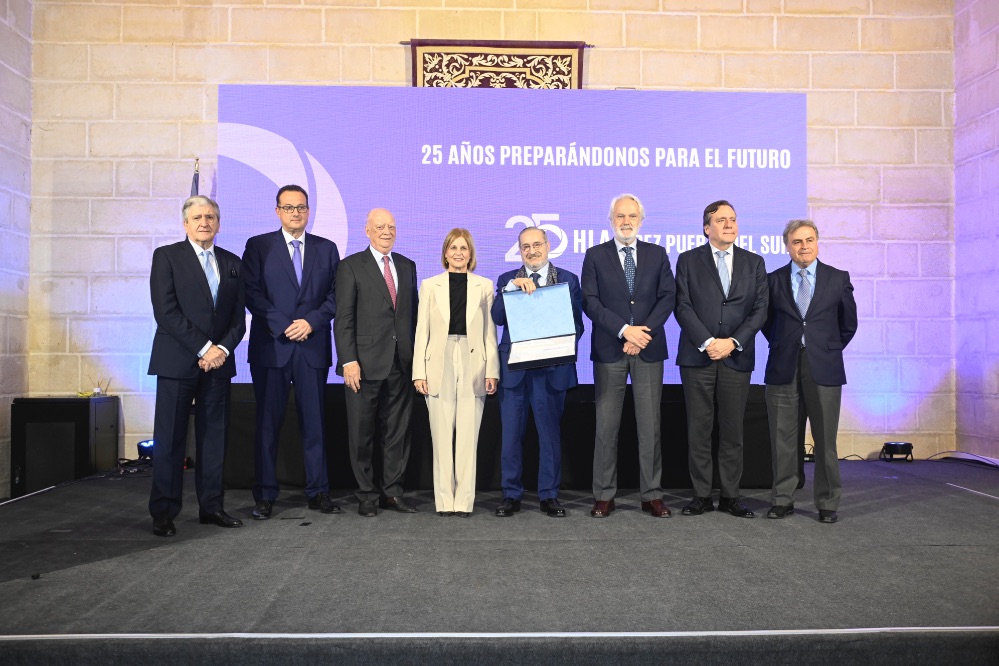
left=674, top=199, right=768, bottom=519
left=148, top=195, right=246, bottom=536
left=491, top=227, right=584, bottom=518
left=334, top=208, right=419, bottom=517
left=581, top=194, right=676, bottom=519
left=243, top=185, right=340, bottom=519
left=762, top=219, right=857, bottom=524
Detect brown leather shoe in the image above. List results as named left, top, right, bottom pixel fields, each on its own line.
left=641, top=499, right=672, bottom=517
left=590, top=499, right=616, bottom=517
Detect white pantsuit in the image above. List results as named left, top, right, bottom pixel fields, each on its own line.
left=412, top=271, right=499, bottom=512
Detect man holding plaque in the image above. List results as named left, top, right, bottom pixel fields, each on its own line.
left=582, top=194, right=676, bottom=518
left=491, top=227, right=584, bottom=518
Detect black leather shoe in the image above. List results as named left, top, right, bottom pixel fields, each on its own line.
left=152, top=517, right=175, bottom=537
left=252, top=501, right=273, bottom=520
left=495, top=498, right=521, bottom=517
left=540, top=498, right=566, bottom=517
left=681, top=496, right=715, bottom=516
left=819, top=509, right=838, bottom=524
left=199, top=510, right=243, bottom=528
left=308, top=492, right=342, bottom=514
left=454, top=511, right=470, bottom=518
left=718, top=497, right=755, bottom=518
left=767, top=504, right=794, bottom=519
left=379, top=496, right=417, bottom=513
left=358, top=500, right=378, bottom=517
left=437, top=511, right=454, bottom=517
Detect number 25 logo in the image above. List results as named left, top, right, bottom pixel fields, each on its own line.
left=504, top=214, right=568, bottom=262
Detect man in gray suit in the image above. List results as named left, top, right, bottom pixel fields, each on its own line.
left=334, top=208, right=419, bottom=517
left=674, top=200, right=768, bottom=519
left=762, top=219, right=857, bottom=523
left=581, top=194, right=676, bottom=519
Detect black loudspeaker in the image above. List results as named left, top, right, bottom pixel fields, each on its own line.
left=10, top=396, right=120, bottom=498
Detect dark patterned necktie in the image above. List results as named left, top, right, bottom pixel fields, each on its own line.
left=622, top=246, right=635, bottom=324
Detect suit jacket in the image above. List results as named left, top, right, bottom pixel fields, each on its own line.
left=674, top=242, right=768, bottom=371
left=334, top=248, right=418, bottom=380
left=243, top=230, right=340, bottom=369
left=148, top=240, right=245, bottom=379
left=243, top=229, right=340, bottom=368
left=412, top=271, right=500, bottom=397
left=491, top=266, right=584, bottom=390
left=762, top=260, right=858, bottom=386
left=581, top=240, right=676, bottom=363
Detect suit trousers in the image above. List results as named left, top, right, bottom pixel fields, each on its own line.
left=592, top=356, right=664, bottom=501
left=680, top=362, right=751, bottom=499
left=149, top=372, right=230, bottom=520
left=250, top=347, right=330, bottom=502
left=345, top=351, right=413, bottom=501
left=766, top=348, right=843, bottom=510
left=498, top=369, right=567, bottom=502
left=426, top=335, right=484, bottom=512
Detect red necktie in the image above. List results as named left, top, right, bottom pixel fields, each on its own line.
left=383, top=255, right=397, bottom=309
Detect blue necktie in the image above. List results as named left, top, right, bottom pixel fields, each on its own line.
left=201, top=250, right=218, bottom=305
left=530, top=272, right=541, bottom=287
left=290, top=239, right=303, bottom=286
left=622, top=246, right=636, bottom=324
left=796, top=268, right=811, bottom=346
left=716, top=250, right=730, bottom=297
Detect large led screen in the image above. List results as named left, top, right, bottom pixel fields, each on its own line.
left=218, top=86, right=806, bottom=384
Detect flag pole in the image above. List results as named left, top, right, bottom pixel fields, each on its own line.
left=191, top=157, right=200, bottom=196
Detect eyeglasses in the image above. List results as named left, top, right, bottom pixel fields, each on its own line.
left=520, top=242, right=546, bottom=252
left=278, top=205, right=309, bottom=214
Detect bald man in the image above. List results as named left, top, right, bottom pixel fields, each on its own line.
left=334, top=209, right=419, bottom=517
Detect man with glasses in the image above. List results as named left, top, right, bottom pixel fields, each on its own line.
left=582, top=194, right=676, bottom=519
left=491, top=227, right=584, bottom=518
left=243, top=185, right=341, bottom=519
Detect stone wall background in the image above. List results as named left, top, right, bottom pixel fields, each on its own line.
left=5, top=0, right=982, bottom=495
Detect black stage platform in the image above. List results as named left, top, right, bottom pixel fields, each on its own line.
left=222, top=384, right=794, bottom=493
left=1, top=459, right=997, bottom=664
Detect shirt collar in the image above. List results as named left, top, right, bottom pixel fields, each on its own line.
left=282, top=229, right=305, bottom=245
left=708, top=241, right=733, bottom=255
left=525, top=262, right=550, bottom=276
left=614, top=238, right=636, bottom=253
left=794, top=259, right=817, bottom=276
left=188, top=238, right=214, bottom=255
left=368, top=245, right=393, bottom=263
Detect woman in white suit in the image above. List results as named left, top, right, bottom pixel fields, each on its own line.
left=413, top=228, right=499, bottom=517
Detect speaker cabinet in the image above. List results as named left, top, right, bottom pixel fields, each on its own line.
left=10, top=396, right=120, bottom=498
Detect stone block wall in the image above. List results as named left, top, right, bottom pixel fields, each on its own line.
left=1, top=0, right=32, bottom=498
left=25, top=0, right=958, bottom=466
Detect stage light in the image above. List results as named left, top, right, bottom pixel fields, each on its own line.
left=880, top=441, right=913, bottom=462
left=137, top=440, right=154, bottom=460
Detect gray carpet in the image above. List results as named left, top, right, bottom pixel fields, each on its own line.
left=0, top=459, right=997, bottom=662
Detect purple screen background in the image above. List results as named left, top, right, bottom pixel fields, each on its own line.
left=217, top=86, right=806, bottom=384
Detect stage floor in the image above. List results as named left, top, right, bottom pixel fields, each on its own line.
left=1, top=459, right=997, bottom=663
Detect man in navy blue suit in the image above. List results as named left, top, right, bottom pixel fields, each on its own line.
left=148, top=195, right=246, bottom=536
left=243, top=185, right=340, bottom=519
left=491, top=227, right=584, bottom=518
left=762, top=219, right=857, bottom=523
left=674, top=200, right=768, bottom=519
left=581, top=194, right=676, bottom=519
